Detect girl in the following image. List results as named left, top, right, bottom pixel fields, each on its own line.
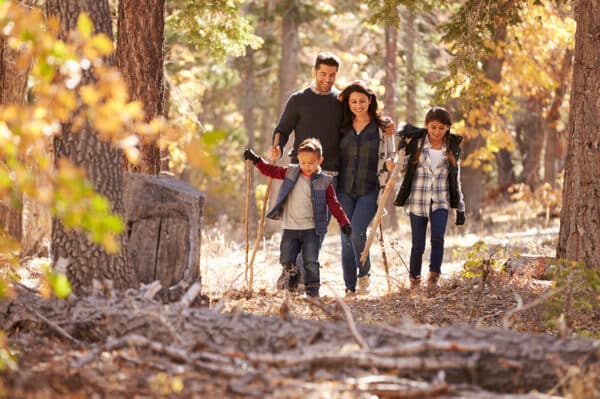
left=337, top=81, right=395, bottom=296
left=394, top=106, right=466, bottom=291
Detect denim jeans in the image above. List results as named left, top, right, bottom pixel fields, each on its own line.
left=409, top=207, right=449, bottom=278
left=281, top=228, right=321, bottom=291
left=337, top=190, right=379, bottom=291
left=295, top=175, right=337, bottom=281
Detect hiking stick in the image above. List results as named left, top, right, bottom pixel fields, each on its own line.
left=378, top=223, right=392, bottom=294
left=247, top=133, right=279, bottom=291
left=244, top=160, right=251, bottom=287
left=360, top=160, right=402, bottom=267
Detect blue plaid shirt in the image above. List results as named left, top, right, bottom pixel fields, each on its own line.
left=404, top=136, right=465, bottom=217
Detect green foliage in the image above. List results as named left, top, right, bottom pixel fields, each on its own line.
left=43, top=265, right=72, bottom=299
left=458, top=241, right=516, bottom=280
left=166, top=0, right=263, bottom=60
left=364, top=0, right=440, bottom=26
left=542, top=260, right=600, bottom=334
left=0, top=332, right=17, bottom=371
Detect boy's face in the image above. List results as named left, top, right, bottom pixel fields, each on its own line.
left=297, top=151, right=323, bottom=176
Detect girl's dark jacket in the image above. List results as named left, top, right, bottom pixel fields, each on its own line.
left=393, top=123, right=464, bottom=208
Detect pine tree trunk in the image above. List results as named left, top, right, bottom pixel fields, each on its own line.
left=544, top=48, right=572, bottom=185
left=462, top=25, right=506, bottom=220
left=268, top=1, right=299, bottom=234
left=0, top=20, right=29, bottom=241
left=557, top=0, right=600, bottom=268
left=402, top=7, right=417, bottom=124
left=116, top=0, right=164, bottom=174
left=518, top=98, right=544, bottom=190
left=382, top=22, right=399, bottom=231
left=45, top=0, right=135, bottom=291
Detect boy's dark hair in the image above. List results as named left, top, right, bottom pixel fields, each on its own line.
left=297, top=138, right=323, bottom=158
left=314, top=52, right=340, bottom=70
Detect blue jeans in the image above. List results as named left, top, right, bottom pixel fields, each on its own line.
left=295, top=175, right=337, bottom=281
left=409, top=208, right=449, bottom=278
left=337, top=190, right=379, bottom=291
left=281, top=228, right=320, bottom=292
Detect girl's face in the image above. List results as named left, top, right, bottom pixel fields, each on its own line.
left=348, top=92, right=371, bottom=118
left=297, top=151, right=323, bottom=176
left=426, top=120, right=449, bottom=144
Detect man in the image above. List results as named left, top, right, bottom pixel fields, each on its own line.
left=270, top=52, right=395, bottom=290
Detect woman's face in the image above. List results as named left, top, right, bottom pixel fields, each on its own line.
left=348, top=91, right=371, bottom=118
left=426, top=120, right=449, bottom=144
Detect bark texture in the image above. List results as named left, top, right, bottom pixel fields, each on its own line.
left=45, top=0, right=135, bottom=291
left=557, top=0, right=600, bottom=268
left=116, top=0, right=164, bottom=175
left=403, top=6, right=417, bottom=124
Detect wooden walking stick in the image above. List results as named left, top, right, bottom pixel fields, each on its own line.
left=244, top=160, right=251, bottom=287
left=360, top=134, right=402, bottom=288
left=359, top=165, right=400, bottom=290
left=246, top=133, right=280, bottom=291
left=378, top=223, right=392, bottom=293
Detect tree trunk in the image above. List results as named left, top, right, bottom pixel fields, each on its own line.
left=518, top=97, right=544, bottom=190
left=45, top=0, right=135, bottom=291
left=463, top=25, right=507, bottom=220
left=0, top=16, right=30, bottom=241
left=402, top=6, right=417, bottom=124
left=544, top=48, right=572, bottom=185
left=495, top=149, right=513, bottom=190
left=557, top=0, right=600, bottom=268
left=267, top=1, right=299, bottom=235
left=382, top=22, right=399, bottom=231
left=116, top=0, right=164, bottom=175
left=236, top=46, right=259, bottom=227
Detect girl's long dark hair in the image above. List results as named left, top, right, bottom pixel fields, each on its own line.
left=413, top=106, right=457, bottom=166
left=339, top=80, right=383, bottom=131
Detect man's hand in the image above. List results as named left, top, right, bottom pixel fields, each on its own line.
left=455, top=211, right=465, bottom=226
left=341, top=224, right=352, bottom=236
left=243, top=149, right=260, bottom=164
left=268, top=145, right=282, bottom=162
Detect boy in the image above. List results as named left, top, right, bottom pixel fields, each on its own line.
left=244, top=138, right=352, bottom=297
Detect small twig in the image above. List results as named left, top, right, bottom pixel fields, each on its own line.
left=304, top=297, right=343, bottom=321
left=140, top=281, right=162, bottom=300
left=24, top=304, right=83, bottom=348
left=502, top=287, right=564, bottom=329
left=335, top=297, right=369, bottom=349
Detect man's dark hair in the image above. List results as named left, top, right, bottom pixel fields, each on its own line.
left=297, top=138, right=323, bottom=158
left=314, top=52, right=340, bottom=70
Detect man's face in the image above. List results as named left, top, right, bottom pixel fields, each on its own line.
left=297, top=151, right=323, bottom=176
left=313, top=64, right=338, bottom=94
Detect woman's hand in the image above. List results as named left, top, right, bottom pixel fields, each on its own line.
left=385, top=159, right=395, bottom=171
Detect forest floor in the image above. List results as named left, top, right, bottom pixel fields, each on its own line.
left=2, top=198, right=600, bottom=398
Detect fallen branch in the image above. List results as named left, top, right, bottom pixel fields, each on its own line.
left=24, top=304, right=83, bottom=348
left=335, top=296, right=369, bottom=349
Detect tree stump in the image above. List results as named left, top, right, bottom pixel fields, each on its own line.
left=124, top=173, right=205, bottom=301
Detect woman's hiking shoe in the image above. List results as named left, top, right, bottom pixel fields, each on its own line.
left=427, top=272, right=440, bottom=295
left=357, top=275, right=370, bottom=295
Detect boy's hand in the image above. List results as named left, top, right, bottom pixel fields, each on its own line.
left=341, top=224, right=352, bottom=236
left=243, top=149, right=260, bottom=164
left=455, top=211, right=465, bottom=226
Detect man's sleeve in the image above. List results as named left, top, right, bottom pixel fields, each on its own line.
left=273, top=93, right=299, bottom=149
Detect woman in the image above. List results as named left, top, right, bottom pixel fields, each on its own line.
left=337, top=81, right=395, bottom=296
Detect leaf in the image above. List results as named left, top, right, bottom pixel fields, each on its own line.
left=77, top=13, right=94, bottom=39
left=51, top=273, right=71, bottom=299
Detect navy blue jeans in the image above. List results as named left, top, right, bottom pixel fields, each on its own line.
left=295, top=175, right=337, bottom=281
left=337, top=190, right=379, bottom=291
left=409, top=208, right=449, bottom=278
left=281, top=228, right=321, bottom=290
